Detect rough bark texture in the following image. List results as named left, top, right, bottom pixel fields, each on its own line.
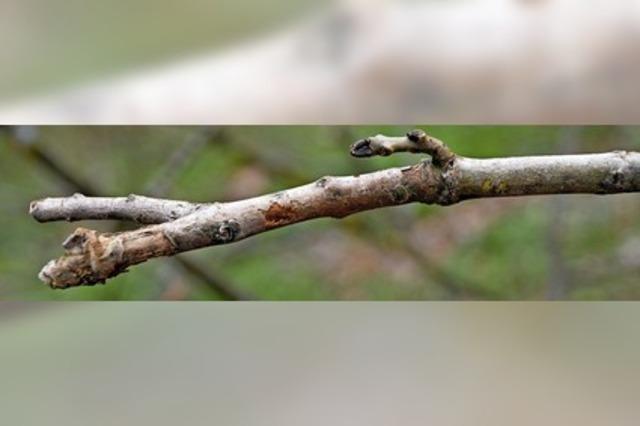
left=32, top=131, right=640, bottom=289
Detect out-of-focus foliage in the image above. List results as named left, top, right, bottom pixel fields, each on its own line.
left=1, top=126, right=639, bottom=300
left=0, top=0, right=317, bottom=99
left=3, top=303, right=640, bottom=424
left=3, top=1, right=639, bottom=123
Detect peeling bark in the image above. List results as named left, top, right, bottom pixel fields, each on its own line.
left=31, top=131, right=640, bottom=289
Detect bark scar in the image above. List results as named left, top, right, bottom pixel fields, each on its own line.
left=264, top=202, right=297, bottom=228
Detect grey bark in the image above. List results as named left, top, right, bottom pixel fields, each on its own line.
left=30, top=194, right=202, bottom=225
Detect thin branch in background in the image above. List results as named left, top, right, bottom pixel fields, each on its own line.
left=143, top=128, right=217, bottom=197
left=10, top=127, right=248, bottom=299
left=398, top=229, right=500, bottom=300
left=30, top=130, right=640, bottom=289
left=546, top=196, right=571, bottom=300
left=212, top=130, right=310, bottom=185
left=7, top=126, right=97, bottom=196
left=171, top=257, right=252, bottom=301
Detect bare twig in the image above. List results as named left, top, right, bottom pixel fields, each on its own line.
left=10, top=128, right=248, bottom=298
left=30, top=194, right=203, bottom=224
left=31, top=130, right=640, bottom=289
left=351, top=129, right=455, bottom=167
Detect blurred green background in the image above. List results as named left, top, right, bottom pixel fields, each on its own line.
left=1, top=126, right=639, bottom=300
left=0, top=0, right=317, bottom=100
left=4, top=302, right=640, bottom=425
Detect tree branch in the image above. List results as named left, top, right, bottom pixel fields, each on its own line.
left=30, top=193, right=203, bottom=224
left=31, top=130, right=640, bottom=289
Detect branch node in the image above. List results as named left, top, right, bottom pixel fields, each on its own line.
left=406, top=129, right=455, bottom=168
left=600, top=169, right=627, bottom=193
left=437, top=168, right=461, bottom=206
left=213, top=220, right=241, bottom=244
left=316, top=176, right=330, bottom=188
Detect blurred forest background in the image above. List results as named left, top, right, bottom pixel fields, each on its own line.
left=4, top=1, right=639, bottom=123
left=1, top=126, right=640, bottom=300
left=0, top=0, right=317, bottom=100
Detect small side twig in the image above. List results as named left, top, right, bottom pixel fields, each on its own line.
left=350, top=129, right=455, bottom=167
